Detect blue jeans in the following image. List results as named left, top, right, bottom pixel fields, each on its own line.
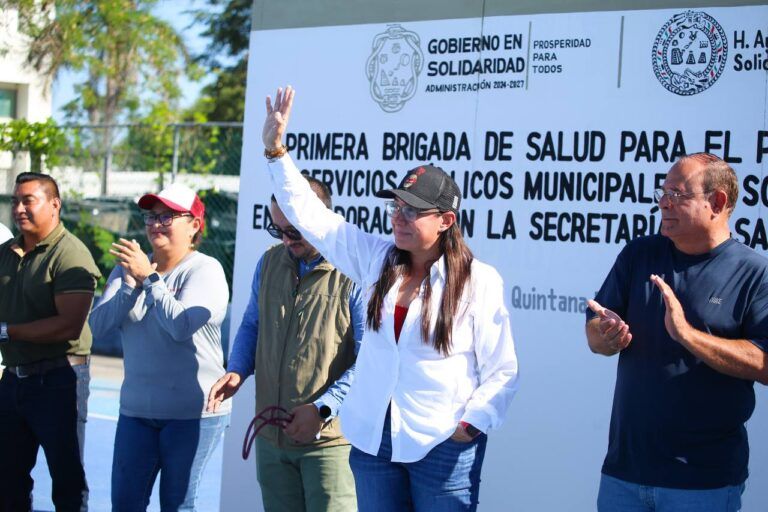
left=73, top=358, right=91, bottom=510
left=598, top=474, right=745, bottom=511
left=73, top=358, right=90, bottom=461
left=111, top=413, right=230, bottom=511
left=349, top=410, right=487, bottom=512
left=0, top=365, right=87, bottom=512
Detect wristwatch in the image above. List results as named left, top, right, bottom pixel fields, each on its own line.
left=317, top=404, right=332, bottom=420
left=0, top=322, right=9, bottom=343
left=143, top=272, right=161, bottom=288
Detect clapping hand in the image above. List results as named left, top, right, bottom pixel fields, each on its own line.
left=650, top=274, right=692, bottom=343
left=587, top=299, right=633, bottom=353
left=110, top=238, right=156, bottom=285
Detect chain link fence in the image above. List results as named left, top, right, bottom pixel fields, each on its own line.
left=57, top=122, right=244, bottom=186
left=2, top=123, right=244, bottom=293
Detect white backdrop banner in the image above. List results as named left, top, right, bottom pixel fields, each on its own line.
left=222, top=6, right=768, bottom=510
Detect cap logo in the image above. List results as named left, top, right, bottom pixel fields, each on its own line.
left=452, top=196, right=458, bottom=209
left=403, top=174, right=418, bottom=189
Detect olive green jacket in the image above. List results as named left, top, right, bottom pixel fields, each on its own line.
left=255, top=245, right=357, bottom=448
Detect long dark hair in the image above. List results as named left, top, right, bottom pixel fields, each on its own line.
left=366, top=222, right=473, bottom=356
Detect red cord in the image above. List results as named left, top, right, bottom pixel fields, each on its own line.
left=242, top=405, right=295, bottom=460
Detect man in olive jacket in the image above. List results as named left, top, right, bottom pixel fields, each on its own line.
left=208, top=176, right=362, bottom=512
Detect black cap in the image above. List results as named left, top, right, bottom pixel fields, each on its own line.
left=374, top=164, right=461, bottom=213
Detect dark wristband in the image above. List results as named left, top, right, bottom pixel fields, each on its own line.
left=459, top=421, right=481, bottom=438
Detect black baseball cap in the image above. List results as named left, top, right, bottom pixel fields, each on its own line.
left=374, top=164, right=461, bottom=213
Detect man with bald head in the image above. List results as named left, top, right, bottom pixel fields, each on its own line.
left=0, top=172, right=100, bottom=511
left=586, top=153, right=768, bottom=511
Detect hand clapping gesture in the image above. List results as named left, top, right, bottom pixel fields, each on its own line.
left=587, top=299, right=633, bottom=354
left=650, top=273, right=692, bottom=343
left=110, top=238, right=157, bottom=286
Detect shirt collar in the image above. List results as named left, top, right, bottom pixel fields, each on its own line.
left=11, top=222, right=65, bottom=255
left=295, top=252, right=326, bottom=273
left=429, top=255, right=447, bottom=284
left=36, top=222, right=65, bottom=248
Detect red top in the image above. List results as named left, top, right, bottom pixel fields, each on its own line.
left=394, top=305, right=408, bottom=342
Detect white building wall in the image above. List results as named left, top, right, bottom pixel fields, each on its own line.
left=0, top=6, right=54, bottom=193
left=0, top=7, right=53, bottom=122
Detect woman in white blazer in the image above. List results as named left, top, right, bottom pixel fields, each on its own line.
left=261, top=86, right=519, bottom=512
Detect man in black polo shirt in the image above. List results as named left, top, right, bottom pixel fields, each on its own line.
left=586, top=153, right=768, bottom=511
left=0, top=172, right=100, bottom=512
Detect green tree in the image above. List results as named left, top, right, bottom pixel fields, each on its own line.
left=3, top=0, right=196, bottom=125
left=191, top=0, right=250, bottom=122
left=0, top=118, right=65, bottom=172
left=2, top=0, right=200, bottom=191
left=65, top=211, right=117, bottom=290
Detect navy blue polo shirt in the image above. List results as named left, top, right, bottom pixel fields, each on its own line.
left=587, top=235, right=768, bottom=489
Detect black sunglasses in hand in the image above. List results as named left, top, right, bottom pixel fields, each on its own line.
left=266, top=224, right=303, bottom=241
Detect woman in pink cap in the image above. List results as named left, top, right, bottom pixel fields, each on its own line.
left=90, top=183, right=230, bottom=511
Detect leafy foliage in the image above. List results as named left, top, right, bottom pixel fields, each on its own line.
left=3, top=0, right=196, bottom=124
left=64, top=211, right=117, bottom=289
left=190, top=0, right=250, bottom=122
left=0, top=118, right=65, bottom=172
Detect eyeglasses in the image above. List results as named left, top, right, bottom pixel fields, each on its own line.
left=653, top=188, right=712, bottom=205
left=266, top=224, right=303, bottom=241
left=242, top=405, right=294, bottom=460
left=384, top=201, right=440, bottom=222
left=142, top=212, right=192, bottom=227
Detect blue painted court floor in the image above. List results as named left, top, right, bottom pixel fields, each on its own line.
left=30, top=356, right=224, bottom=511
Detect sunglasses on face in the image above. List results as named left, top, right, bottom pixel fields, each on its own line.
left=384, top=201, right=440, bottom=223
left=143, top=212, right=192, bottom=227
left=266, top=224, right=303, bottom=241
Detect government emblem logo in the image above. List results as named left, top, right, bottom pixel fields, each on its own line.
left=652, top=11, right=727, bottom=96
left=366, top=24, right=424, bottom=113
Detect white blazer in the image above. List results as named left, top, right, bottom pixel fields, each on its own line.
left=268, top=155, right=519, bottom=462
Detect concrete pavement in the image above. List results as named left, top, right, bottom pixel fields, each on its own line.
left=31, top=355, right=225, bottom=511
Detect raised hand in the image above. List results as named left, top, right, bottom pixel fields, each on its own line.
left=206, top=372, right=243, bottom=413
left=587, top=299, right=633, bottom=353
left=650, top=274, right=691, bottom=343
left=263, top=85, right=295, bottom=151
left=109, top=238, right=156, bottom=283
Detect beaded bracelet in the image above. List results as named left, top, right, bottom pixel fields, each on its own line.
left=264, top=145, right=288, bottom=160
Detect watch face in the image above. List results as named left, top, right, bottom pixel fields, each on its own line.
left=318, top=405, right=332, bottom=419
left=148, top=273, right=160, bottom=283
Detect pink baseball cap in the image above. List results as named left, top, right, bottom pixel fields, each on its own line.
left=138, top=183, right=205, bottom=231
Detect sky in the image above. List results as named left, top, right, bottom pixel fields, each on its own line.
left=50, top=0, right=214, bottom=122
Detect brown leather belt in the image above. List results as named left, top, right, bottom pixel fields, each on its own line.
left=67, top=355, right=89, bottom=366
left=6, top=354, right=89, bottom=378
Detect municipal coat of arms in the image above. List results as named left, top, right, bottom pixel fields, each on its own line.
left=652, top=10, right=727, bottom=96
left=366, top=24, right=424, bottom=112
